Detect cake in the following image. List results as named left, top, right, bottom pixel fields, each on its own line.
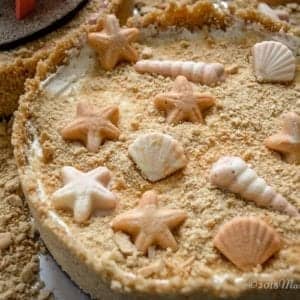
left=0, top=0, right=132, bottom=116
left=12, top=1, right=300, bottom=299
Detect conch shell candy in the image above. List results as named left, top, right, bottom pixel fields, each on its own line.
left=210, top=156, right=299, bottom=217
left=134, top=60, right=226, bottom=86
left=214, top=216, right=282, bottom=271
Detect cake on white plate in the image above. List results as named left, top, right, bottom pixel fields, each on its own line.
left=12, top=1, right=300, bottom=299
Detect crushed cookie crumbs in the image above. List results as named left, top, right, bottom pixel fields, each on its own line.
left=0, top=121, right=45, bottom=299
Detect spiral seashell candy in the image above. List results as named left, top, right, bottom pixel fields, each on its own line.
left=134, top=60, right=226, bottom=86
left=210, top=156, right=299, bottom=217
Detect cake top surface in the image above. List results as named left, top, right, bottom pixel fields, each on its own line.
left=12, top=1, right=300, bottom=297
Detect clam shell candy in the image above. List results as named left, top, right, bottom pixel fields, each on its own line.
left=128, top=133, right=187, bottom=182
left=252, top=41, right=296, bottom=83
left=213, top=217, right=281, bottom=271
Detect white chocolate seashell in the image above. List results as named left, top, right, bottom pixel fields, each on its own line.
left=210, top=156, right=299, bottom=217
left=134, top=60, right=226, bottom=86
left=128, top=133, right=187, bottom=182
left=258, top=3, right=289, bottom=22
left=252, top=41, right=296, bottom=83
left=214, top=216, right=281, bottom=271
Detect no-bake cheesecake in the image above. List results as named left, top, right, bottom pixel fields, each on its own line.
left=12, top=1, right=300, bottom=299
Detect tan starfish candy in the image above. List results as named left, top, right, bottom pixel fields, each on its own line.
left=112, top=190, right=187, bottom=254
left=154, top=75, right=215, bottom=124
left=265, top=112, right=300, bottom=164
left=61, top=102, right=120, bottom=152
left=52, top=166, right=117, bottom=223
left=88, top=14, right=139, bottom=70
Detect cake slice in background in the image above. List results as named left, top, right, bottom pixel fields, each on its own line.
left=0, top=0, right=134, bottom=116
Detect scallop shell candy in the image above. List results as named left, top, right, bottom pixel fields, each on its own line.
left=128, top=133, right=187, bottom=182
left=214, top=216, right=281, bottom=271
left=252, top=41, right=296, bottom=83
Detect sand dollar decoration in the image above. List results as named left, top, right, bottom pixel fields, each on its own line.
left=129, top=133, right=187, bottom=182
left=214, top=217, right=282, bottom=271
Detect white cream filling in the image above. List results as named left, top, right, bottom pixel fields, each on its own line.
left=234, top=277, right=245, bottom=284
left=212, top=273, right=230, bottom=285
left=42, top=45, right=95, bottom=96
left=48, top=211, right=71, bottom=235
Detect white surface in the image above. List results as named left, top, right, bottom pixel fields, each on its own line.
left=39, top=254, right=90, bottom=300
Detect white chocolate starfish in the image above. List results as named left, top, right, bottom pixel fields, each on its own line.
left=52, top=166, right=117, bottom=223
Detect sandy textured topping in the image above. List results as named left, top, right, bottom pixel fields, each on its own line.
left=214, top=216, right=282, bottom=271
left=87, top=14, right=139, bottom=70
left=113, top=231, right=136, bottom=255
left=135, top=60, right=226, bottom=86
left=112, top=190, right=187, bottom=254
left=52, top=166, right=117, bottom=223
left=0, top=121, right=43, bottom=298
left=128, top=133, right=187, bottom=182
left=61, top=102, right=120, bottom=152
left=127, top=1, right=230, bottom=29
left=252, top=41, right=296, bottom=83
left=265, top=112, right=300, bottom=164
left=210, top=156, right=299, bottom=216
left=0, top=232, right=13, bottom=250
left=154, top=75, right=215, bottom=124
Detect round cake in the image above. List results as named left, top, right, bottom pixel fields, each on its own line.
left=12, top=1, right=300, bottom=299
